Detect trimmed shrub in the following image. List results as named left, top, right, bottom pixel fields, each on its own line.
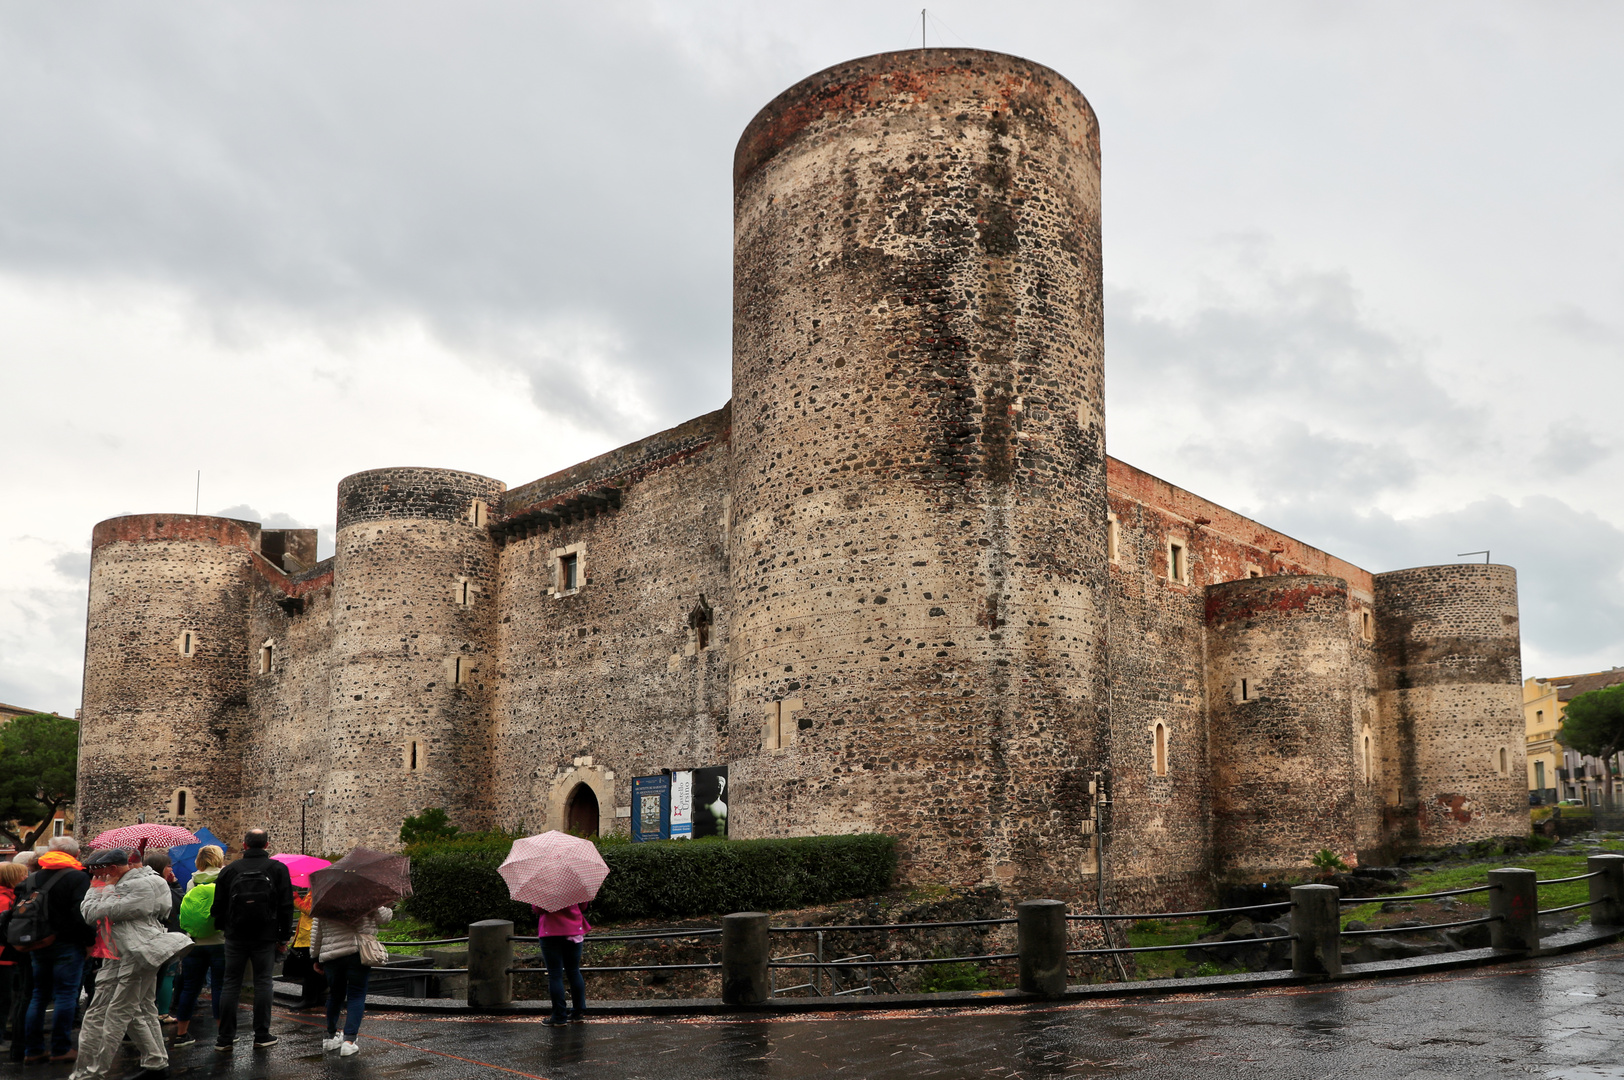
left=402, top=833, right=897, bottom=933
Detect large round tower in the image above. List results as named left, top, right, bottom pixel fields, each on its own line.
left=325, top=467, right=504, bottom=850
left=1204, top=576, right=1359, bottom=875
left=80, top=515, right=258, bottom=841
left=728, top=49, right=1109, bottom=892
left=1374, top=564, right=1525, bottom=846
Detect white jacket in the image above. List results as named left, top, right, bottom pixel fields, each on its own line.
left=80, top=865, right=188, bottom=970
left=310, top=906, right=393, bottom=963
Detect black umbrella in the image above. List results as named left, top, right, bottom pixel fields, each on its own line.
left=309, top=847, right=413, bottom=920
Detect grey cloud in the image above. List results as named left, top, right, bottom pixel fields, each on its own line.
left=1106, top=262, right=1476, bottom=436
left=1176, top=421, right=1418, bottom=505
left=1542, top=304, right=1618, bottom=346
left=1534, top=426, right=1609, bottom=478
left=49, top=550, right=90, bottom=581
left=0, top=4, right=744, bottom=434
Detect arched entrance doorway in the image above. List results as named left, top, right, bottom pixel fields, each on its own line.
left=565, top=783, right=600, bottom=837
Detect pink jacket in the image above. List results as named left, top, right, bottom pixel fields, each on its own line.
left=532, top=903, right=591, bottom=939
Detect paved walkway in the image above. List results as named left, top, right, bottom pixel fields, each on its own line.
left=5, top=943, right=1622, bottom=1079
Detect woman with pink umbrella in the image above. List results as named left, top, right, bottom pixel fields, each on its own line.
left=272, top=855, right=330, bottom=1011
left=498, top=833, right=609, bottom=1027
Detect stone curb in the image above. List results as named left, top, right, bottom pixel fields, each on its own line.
left=273, top=923, right=1622, bottom=1017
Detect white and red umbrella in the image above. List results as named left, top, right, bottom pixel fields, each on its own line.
left=498, top=832, right=609, bottom=911
left=90, top=823, right=200, bottom=853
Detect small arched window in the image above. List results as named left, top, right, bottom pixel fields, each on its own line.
left=1498, top=746, right=1509, bottom=777
left=1362, top=734, right=1373, bottom=784
left=1153, top=723, right=1168, bottom=777
left=170, top=788, right=194, bottom=818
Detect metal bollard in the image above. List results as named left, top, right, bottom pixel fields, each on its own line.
left=1016, top=900, right=1068, bottom=999
left=466, top=919, right=514, bottom=1007
left=721, top=912, right=770, bottom=1005
left=1489, top=868, right=1539, bottom=952
left=1588, top=854, right=1624, bottom=927
left=1290, top=884, right=1342, bottom=977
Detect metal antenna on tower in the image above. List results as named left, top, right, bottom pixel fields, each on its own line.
left=922, top=9, right=926, bottom=52
left=1457, top=550, right=1491, bottom=564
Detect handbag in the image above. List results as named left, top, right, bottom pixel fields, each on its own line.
left=357, top=932, right=389, bottom=967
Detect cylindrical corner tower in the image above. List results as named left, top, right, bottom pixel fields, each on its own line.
left=728, top=49, right=1109, bottom=892
left=327, top=467, right=505, bottom=850
left=1205, top=575, right=1359, bottom=875
left=80, top=515, right=258, bottom=841
left=1374, top=564, right=1525, bottom=847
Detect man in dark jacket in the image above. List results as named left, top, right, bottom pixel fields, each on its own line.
left=208, top=830, right=293, bottom=1052
left=20, top=838, right=94, bottom=1064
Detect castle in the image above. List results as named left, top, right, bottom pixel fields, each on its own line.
left=77, top=49, right=1528, bottom=908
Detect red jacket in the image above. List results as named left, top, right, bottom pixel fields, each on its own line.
left=0, top=884, right=15, bottom=965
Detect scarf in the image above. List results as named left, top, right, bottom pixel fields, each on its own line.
left=37, top=851, right=84, bottom=872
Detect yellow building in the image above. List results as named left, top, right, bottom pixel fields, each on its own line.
left=1524, top=668, right=1624, bottom=806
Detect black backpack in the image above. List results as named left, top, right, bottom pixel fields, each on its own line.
left=227, top=867, right=275, bottom=935
left=6, top=870, right=67, bottom=952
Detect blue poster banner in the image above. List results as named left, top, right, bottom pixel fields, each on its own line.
left=631, top=774, right=671, bottom=842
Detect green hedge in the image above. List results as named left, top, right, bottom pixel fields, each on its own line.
left=402, top=834, right=897, bottom=932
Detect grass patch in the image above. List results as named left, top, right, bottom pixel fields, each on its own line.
left=1342, top=838, right=1624, bottom=928
left=376, top=915, right=440, bottom=955
left=1121, top=917, right=1231, bottom=980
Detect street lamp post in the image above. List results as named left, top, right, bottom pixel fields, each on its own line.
left=301, top=790, right=317, bottom=855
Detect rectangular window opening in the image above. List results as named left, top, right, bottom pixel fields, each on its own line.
left=1241, top=678, right=1250, bottom=701
left=1168, top=542, right=1186, bottom=583
left=53, top=818, right=64, bottom=837
left=453, top=657, right=464, bottom=686
left=258, top=644, right=274, bottom=675
left=409, top=741, right=420, bottom=770
left=560, top=552, right=579, bottom=592
left=1107, top=515, right=1120, bottom=563
left=182, top=632, right=193, bottom=656
left=459, top=579, right=471, bottom=605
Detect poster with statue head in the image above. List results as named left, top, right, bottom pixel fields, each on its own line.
left=691, top=766, right=728, bottom=838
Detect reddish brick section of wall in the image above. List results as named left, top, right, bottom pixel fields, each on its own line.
left=1374, top=564, right=1526, bottom=846
left=728, top=49, right=1109, bottom=895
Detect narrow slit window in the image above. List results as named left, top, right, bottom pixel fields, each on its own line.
left=458, top=579, right=471, bottom=605
left=177, top=790, right=187, bottom=816
left=408, top=741, right=420, bottom=770
left=1241, top=678, right=1250, bottom=701
left=182, top=632, right=194, bottom=656
left=1107, top=515, right=1120, bottom=563
left=453, top=657, right=465, bottom=686
left=1153, top=722, right=1168, bottom=777
left=560, top=552, right=579, bottom=592
left=1168, top=542, right=1186, bottom=583
left=258, top=643, right=274, bottom=675
left=1499, top=746, right=1509, bottom=775
left=1361, top=610, right=1373, bottom=641
left=1363, top=735, right=1373, bottom=783
left=469, top=499, right=488, bottom=527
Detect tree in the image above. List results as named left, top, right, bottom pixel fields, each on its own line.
left=0, top=713, right=78, bottom=852
left=399, top=807, right=460, bottom=846
left=1562, top=683, right=1624, bottom=809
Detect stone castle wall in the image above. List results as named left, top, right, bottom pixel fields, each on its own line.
left=728, top=49, right=1110, bottom=893
left=1374, top=564, right=1527, bottom=846
left=74, top=47, right=1531, bottom=906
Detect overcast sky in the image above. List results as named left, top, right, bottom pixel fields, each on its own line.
left=2, top=2, right=1620, bottom=714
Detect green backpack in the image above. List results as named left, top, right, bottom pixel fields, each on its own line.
left=178, top=883, right=216, bottom=939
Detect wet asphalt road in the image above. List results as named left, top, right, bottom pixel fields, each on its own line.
left=5, top=943, right=1621, bottom=1080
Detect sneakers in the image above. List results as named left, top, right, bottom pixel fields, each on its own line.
left=339, top=1042, right=360, bottom=1057
left=171, top=1034, right=196, bottom=1048
left=568, top=1013, right=586, bottom=1025
left=48, top=1050, right=77, bottom=1063
left=541, top=1016, right=567, bottom=1027
left=213, top=1043, right=232, bottom=1054
left=253, top=1036, right=278, bottom=1049
left=321, top=1036, right=343, bottom=1052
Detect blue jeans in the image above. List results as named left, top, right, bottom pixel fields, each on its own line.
left=539, top=937, right=584, bottom=1021
left=321, top=953, right=370, bottom=1041
left=25, top=943, right=85, bottom=1057
left=173, top=944, right=225, bottom=1023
